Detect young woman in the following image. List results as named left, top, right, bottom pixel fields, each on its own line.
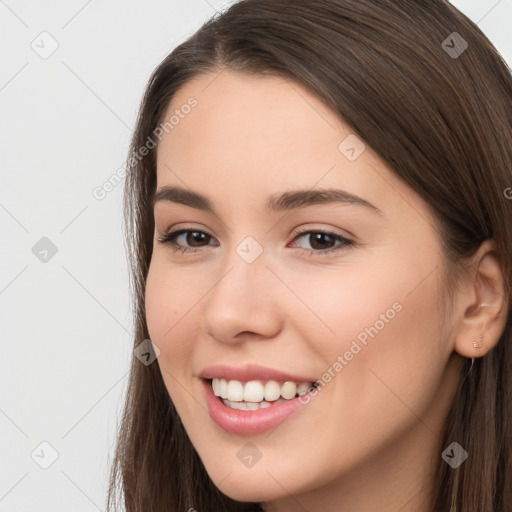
left=107, top=1, right=512, bottom=510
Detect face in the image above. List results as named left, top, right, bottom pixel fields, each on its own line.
left=145, top=70, right=462, bottom=505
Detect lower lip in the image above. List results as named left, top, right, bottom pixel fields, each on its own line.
left=201, top=379, right=315, bottom=436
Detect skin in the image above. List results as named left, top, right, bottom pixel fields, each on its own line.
left=145, top=70, right=507, bottom=512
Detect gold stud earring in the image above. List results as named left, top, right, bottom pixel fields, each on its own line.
left=472, top=334, right=484, bottom=350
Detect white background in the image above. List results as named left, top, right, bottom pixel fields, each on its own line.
left=1, top=1, right=511, bottom=510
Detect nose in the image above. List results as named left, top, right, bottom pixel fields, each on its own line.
left=201, top=251, right=283, bottom=345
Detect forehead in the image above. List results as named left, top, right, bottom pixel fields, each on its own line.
left=155, top=70, right=429, bottom=224
left=160, top=71, right=347, bottom=166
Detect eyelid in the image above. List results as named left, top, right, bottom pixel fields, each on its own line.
left=157, top=223, right=215, bottom=239
left=291, top=223, right=354, bottom=240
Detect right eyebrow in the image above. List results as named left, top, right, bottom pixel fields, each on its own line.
left=152, top=185, right=212, bottom=211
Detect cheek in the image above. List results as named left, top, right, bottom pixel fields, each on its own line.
left=144, top=260, right=205, bottom=419
left=145, top=262, right=171, bottom=346
left=282, top=259, right=432, bottom=354
left=279, top=263, right=446, bottom=470
left=144, top=260, right=200, bottom=373
left=145, top=257, right=198, bottom=340
left=286, top=259, right=444, bottom=404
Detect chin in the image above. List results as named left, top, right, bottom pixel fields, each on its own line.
left=203, top=462, right=304, bottom=503
left=216, top=481, right=284, bottom=503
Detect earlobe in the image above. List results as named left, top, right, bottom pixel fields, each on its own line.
left=453, top=240, right=508, bottom=360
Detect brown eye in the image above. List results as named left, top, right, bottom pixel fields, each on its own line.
left=290, top=229, right=353, bottom=256
left=157, top=229, right=218, bottom=253
left=182, top=231, right=211, bottom=247
left=304, top=232, right=336, bottom=250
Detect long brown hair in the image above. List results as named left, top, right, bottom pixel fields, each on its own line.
left=106, top=1, right=512, bottom=510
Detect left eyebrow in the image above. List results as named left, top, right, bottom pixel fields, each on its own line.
left=266, top=188, right=383, bottom=215
left=152, top=185, right=383, bottom=216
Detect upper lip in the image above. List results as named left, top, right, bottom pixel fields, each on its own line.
left=198, top=363, right=317, bottom=383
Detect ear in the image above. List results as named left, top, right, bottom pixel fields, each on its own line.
left=453, top=239, right=508, bottom=359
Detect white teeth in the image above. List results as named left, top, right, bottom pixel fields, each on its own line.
left=219, top=378, right=228, bottom=399
left=222, top=398, right=287, bottom=410
left=211, top=378, right=314, bottom=403
left=281, top=381, right=297, bottom=399
left=212, top=378, right=225, bottom=398
left=264, top=380, right=281, bottom=401
left=229, top=401, right=247, bottom=410
left=243, top=381, right=265, bottom=402
left=227, top=380, right=244, bottom=401
left=297, top=382, right=310, bottom=396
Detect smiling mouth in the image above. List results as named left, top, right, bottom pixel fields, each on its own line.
left=207, top=377, right=319, bottom=410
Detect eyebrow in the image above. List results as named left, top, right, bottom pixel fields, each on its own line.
left=152, top=185, right=383, bottom=215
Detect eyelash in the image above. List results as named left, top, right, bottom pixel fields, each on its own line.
left=156, top=225, right=353, bottom=257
